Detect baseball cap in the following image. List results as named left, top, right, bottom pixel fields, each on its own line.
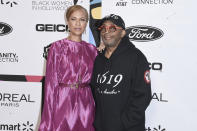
left=96, top=14, right=125, bottom=30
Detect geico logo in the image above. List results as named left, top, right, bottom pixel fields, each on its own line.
left=149, top=62, right=162, bottom=71
left=0, top=93, right=35, bottom=102
left=36, top=24, right=66, bottom=32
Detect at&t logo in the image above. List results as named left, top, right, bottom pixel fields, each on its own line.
left=116, top=0, right=128, bottom=6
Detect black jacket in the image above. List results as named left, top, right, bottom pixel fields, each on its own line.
left=91, top=36, right=152, bottom=131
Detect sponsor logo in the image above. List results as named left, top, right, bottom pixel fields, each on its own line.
left=0, top=121, right=33, bottom=131
left=146, top=125, right=166, bottom=131
left=149, top=62, right=163, bottom=71
left=22, top=121, right=34, bottom=131
left=0, top=0, right=18, bottom=7
left=0, top=92, right=35, bottom=108
left=116, top=0, right=128, bottom=6
left=36, top=24, right=68, bottom=32
left=126, top=25, right=164, bottom=42
left=43, top=43, right=52, bottom=59
left=152, top=92, right=168, bottom=102
left=32, top=0, right=78, bottom=11
left=131, top=0, right=173, bottom=5
left=0, top=22, right=13, bottom=36
left=0, top=53, right=18, bottom=63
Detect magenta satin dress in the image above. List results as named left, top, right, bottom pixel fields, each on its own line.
left=39, top=38, right=97, bottom=131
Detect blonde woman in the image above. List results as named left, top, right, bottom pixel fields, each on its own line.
left=39, top=5, right=97, bottom=131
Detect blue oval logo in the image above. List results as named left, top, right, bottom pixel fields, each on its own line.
left=0, top=22, right=13, bottom=36
left=126, top=25, right=164, bottom=42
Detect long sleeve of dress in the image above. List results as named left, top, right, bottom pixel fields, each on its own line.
left=39, top=44, right=59, bottom=131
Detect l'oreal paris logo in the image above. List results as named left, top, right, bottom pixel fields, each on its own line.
left=126, top=25, right=164, bottom=42
left=0, top=22, right=13, bottom=36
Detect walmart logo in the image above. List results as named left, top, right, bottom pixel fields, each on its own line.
left=0, top=0, right=18, bottom=7
left=146, top=125, right=166, bottom=131
left=0, top=121, right=34, bottom=131
left=22, top=121, right=34, bottom=131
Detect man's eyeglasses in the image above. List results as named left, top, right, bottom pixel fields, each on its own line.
left=98, top=25, right=122, bottom=33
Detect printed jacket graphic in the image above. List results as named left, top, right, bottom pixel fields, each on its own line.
left=91, top=36, right=152, bottom=131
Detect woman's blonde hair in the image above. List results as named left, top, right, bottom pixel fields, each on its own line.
left=65, top=5, right=88, bottom=22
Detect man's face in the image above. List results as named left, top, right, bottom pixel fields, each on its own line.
left=100, top=20, right=125, bottom=48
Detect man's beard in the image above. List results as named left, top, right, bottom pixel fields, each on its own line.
left=104, top=39, right=120, bottom=48
left=105, top=42, right=116, bottom=47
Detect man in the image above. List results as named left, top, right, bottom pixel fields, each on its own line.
left=91, top=14, right=152, bottom=131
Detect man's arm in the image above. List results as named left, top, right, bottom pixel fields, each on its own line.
left=121, top=52, right=152, bottom=129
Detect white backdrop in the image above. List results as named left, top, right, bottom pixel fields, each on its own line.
left=101, top=0, right=197, bottom=130
left=1, top=0, right=197, bottom=130
left=0, top=0, right=89, bottom=75
left=0, top=81, right=42, bottom=130
left=0, top=0, right=90, bottom=130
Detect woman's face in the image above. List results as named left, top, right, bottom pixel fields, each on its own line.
left=67, top=9, right=87, bottom=37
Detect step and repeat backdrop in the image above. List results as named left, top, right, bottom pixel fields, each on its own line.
left=1, top=0, right=197, bottom=130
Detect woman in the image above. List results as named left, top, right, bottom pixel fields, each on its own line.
left=39, top=5, right=97, bottom=131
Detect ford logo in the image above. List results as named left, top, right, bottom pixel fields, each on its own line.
left=126, top=25, right=164, bottom=42
left=0, top=22, right=13, bottom=36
